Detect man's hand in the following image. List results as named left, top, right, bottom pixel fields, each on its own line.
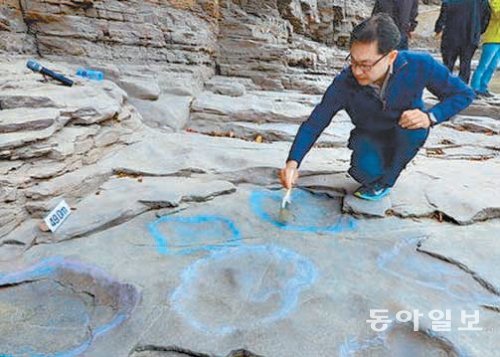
left=279, top=161, right=299, bottom=189
left=434, top=31, right=442, bottom=40
left=399, top=109, right=432, bottom=129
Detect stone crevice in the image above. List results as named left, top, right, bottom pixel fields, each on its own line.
left=0, top=278, right=40, bottom=290
left=54, top=278, right=97, bottom=300
left=113, top=167, right=208, bottom=178
left=27, top=186, right=237, bottom=249
left=139, top=186, right=237, bottom=209
left=129, top=345, right=263, bottom=357
left=0, top=3, right=499, bottom=355
left=130, top=344, right=211, bottom=357
left=24, top=206, right=155, bottom=251
left=0, top=239, right=26, bottom=247
left=416, top=244, right=500, bottom=298
left=483, top=305, right=500, bottom=313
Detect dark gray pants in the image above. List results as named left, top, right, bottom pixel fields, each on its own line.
left=442, top=45, right=478, bottom=84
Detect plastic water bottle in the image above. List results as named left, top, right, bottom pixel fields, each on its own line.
left=76, top=67, right=104, bottom=81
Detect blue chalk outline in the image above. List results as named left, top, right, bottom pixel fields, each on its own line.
left=250, top=189, right=357, bottom=233
left=148, top=215, right=242, bottom=255
left=171, top=245, right=318, bottom=335
left=0, top=257, right=138, bottom=357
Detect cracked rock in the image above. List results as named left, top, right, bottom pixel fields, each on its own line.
left=343, top=194, right=392, bottom=217
left=446, top=115, right=500, bottom=134
left=0, top=257, right=139, bottom=356
left=35, top=176, right=235, bottom=243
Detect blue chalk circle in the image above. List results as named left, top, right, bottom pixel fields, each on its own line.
left=148, top=215, right=242, bottom=255
left=0, top=257, right=139, bottom=357
left=250, top=189, right=357, bottom=233
left=171, top=245, right=318, bottom=335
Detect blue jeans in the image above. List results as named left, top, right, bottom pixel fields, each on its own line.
left=348, top=126, right=429, bottom=188
left=471, top=43, right=500, bottom=93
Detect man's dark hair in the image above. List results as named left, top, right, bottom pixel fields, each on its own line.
left=349, top=14, right=401, bottom=54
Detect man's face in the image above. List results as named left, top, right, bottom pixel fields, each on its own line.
left=348, top=41, right=397, bottom=86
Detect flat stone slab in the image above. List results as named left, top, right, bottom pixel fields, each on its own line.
left=418, top=158, right=500, bottom=224
left=0, top=108, right=61, bottom=134
left=1, top=54, right=500, bottom=357
left=0, top=160, right=23, bottom=175
left=314, top=157, right=500, bottom=224
left=425, top=91, right=500, bottom=119
left=9, top=187, right=499, bottom=356
left=424, top=146, right=497, bottom=161
left=340, top=322, right=467, bottom=356
left=0, top=205, right=26, bottom=242
left=378, top=236, right=499, bottom=306
left=0, top=78, right=126, bottom=125
left=103, top=131, right=350, bottom=177
left=191, top=91, right=317, bottom=124
left=445, top=115, right=500, bottom=134
left=22, top=163, right=111, bottom=202
left=129, top=95, right=192, bottom=132
left=343, top=194, right=392, bottom=217
left=119, top=75, right=161, bottom=100
left=417, top=221, right=500, bottom=296
left=0, top=257, right=139, bottom=356
left=390, top=172, right=436, bottom=218
left=189, top=112, right=353, bottom=145
left=38, top=176, right=235, bottom=243
left=425, top=124, right=499, bottom=149
left=205, top=76, right=248, bottom=97
left=0, top=125, right=58, bottom=151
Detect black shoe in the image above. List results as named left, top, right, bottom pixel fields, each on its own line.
left=475, top=90, right=495, bottom=98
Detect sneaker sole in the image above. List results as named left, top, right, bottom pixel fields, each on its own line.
left=353, top=189, right=390, bottom=201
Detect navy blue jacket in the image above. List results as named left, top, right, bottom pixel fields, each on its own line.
left=287, top=51, right=475, bottom=165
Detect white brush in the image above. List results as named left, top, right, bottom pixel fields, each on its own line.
left=281, top=188, right=292, bottom=209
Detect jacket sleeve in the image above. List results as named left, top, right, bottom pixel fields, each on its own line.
left=287, top=77, right=346, bottom=166
left=425, top=55, right=474, bottom=124
left=434, top=2, right=447, bottom=33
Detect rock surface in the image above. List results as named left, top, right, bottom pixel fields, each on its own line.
left=1, top=1, right=499, bottom=356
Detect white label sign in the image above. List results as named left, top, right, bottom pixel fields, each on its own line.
left=43, top=200, right=71, bottom=232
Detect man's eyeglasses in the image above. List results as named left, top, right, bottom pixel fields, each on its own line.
left=345, top=52, right=390, bottom=73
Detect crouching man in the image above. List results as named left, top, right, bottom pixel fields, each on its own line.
left=280, top=14, right=474, bottom=201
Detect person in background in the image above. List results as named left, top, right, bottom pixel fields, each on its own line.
left=280, top=14, right=474, bottom=201
left=471, top=0, right=500, bottom=98
left=372, top=0, right=419, bottom=50
left=434, top=0, right=491, bottom=84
